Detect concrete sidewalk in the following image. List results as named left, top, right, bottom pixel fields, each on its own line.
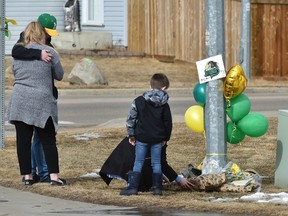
left=0, top=185, right=219, bottom=216
left=0, top=185, right=138, bottom=216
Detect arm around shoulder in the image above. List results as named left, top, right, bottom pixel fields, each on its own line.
left=12, top=43, right=42, bottom=60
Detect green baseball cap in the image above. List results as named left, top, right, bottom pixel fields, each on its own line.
left=37, top=13, right=58, bottom=36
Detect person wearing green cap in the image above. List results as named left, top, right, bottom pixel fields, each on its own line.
left=11, top=13, right=60, bottom=184
left=37, top=13, right=59, bottom=37
left=12, top=13, right=58, bottom=63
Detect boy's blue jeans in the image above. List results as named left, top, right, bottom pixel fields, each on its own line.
left=31, top=129, right=50, bottom=182
left=133, top=141, right=162, bottom=174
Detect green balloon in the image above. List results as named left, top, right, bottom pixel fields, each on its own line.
left=227, top=121, right=245, bottom=144
left=226, top=93, right=251, bottom=122
left=193, top=83, right=206, bottom=106
left=237, top=113, right=269, bottom=137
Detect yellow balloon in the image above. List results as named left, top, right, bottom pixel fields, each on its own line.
left=184, top=105, right=204, bottom=133
left=224, top=65, right=247, bottom=100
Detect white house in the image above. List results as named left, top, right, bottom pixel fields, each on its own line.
left=5, top=0, right=128, bottom=55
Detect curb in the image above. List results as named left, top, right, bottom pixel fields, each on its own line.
left=5, top=87, right=288, bottom=97
left=57, top=88, right=194, bottom=97
left=55, top=87, right=288, bottom=96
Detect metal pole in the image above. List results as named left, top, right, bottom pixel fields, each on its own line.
left=0, top=0, right=5, bottom=149
left=203, top=0, right=227, bottom=174
left=239, top=0, right=251, bottom=81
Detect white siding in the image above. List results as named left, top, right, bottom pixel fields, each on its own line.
left=6, top=0, right=65, bottom=55
left=5, top=0, right=127, bottom=55
left=80, top=0, right=127, bottom=47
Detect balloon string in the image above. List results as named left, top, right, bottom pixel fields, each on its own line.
left=203, top=130, right=206, bottom=148
left=229, top=124, right=237, bottom=143
left=227, top=99, right=231, bottom=107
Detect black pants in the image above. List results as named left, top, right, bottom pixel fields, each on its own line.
left=14, top=117, right=59, bottom=175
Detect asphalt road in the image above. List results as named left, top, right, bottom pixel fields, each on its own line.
left=56, top=91, right=287, bottom=128
left=4, top=88, right=288, bottom=135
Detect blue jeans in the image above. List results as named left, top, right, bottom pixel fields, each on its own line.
left=133, top=141, right=162, bottom=174
left=31, top=129, right=50, bottom=182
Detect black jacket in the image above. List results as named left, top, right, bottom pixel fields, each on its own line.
left=12, top=32, right=53, bottom=60
left=11, top=32, right=58, bottom=99
left=126, top=89, right=172, bottom=143
left=99, top=137, right=178, bottom=192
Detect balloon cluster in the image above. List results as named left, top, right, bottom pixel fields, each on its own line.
left=184, top=64, right=269, bottom=145
left=226, top=93, right=269, bottom=144
left=224, top=65, right=268, bottom=144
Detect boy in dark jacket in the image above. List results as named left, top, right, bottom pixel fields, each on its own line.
left=120, top=73, right=172, bottom=196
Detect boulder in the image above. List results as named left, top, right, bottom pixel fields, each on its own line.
left=68, top=58, right=108, bottom=85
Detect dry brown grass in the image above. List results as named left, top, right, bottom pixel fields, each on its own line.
left=3, top=55, right=288, bottom=215
left=5, top=55, right=288, bottom=90
left=1, top=120, right=288, bottom=216
left=5, top=56, right=198, bottom=90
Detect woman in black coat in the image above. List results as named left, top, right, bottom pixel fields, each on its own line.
left=99, top=137, right=193, bottom=191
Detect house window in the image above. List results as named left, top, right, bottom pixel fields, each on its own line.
left=82, top=0, right=104, bottom=26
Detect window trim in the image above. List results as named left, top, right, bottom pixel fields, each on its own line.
left=82, top=0, right=104, bottom=26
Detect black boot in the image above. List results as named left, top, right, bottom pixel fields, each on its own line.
left=152, top=173, right=163, bottom=196
left=120, top=171, right=141, bottom=196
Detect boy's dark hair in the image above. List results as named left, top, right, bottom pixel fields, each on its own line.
left=150, top=73, right=170, bottom=90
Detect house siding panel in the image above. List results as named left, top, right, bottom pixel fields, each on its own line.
left=6, top=0, right=127, bottom=54
left=6, top=0, right=65, bottom=55
left=81, top=0, right=127, bottom=46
